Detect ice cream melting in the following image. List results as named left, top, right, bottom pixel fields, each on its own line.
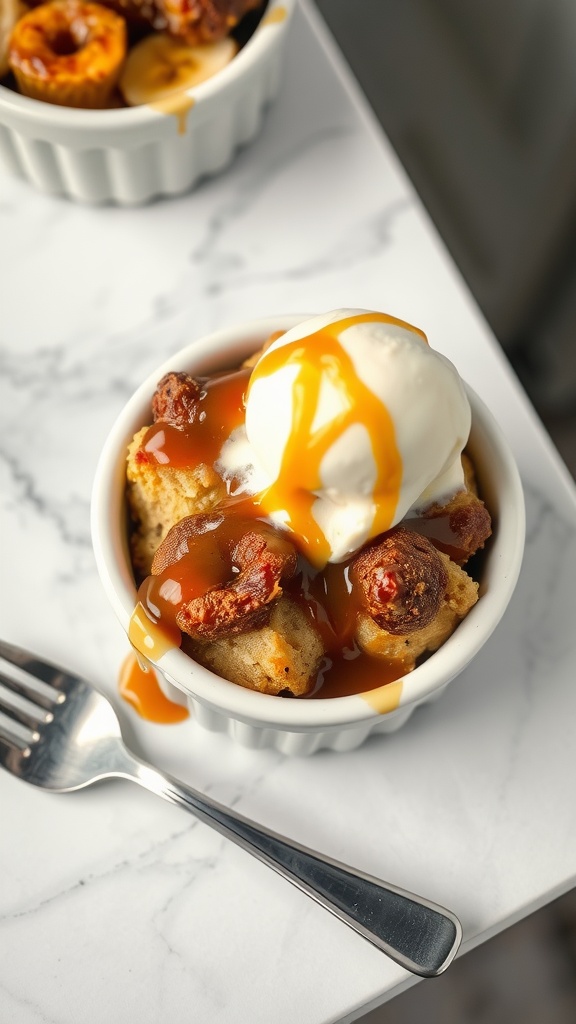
left=218, top=309, right=471, bottom=567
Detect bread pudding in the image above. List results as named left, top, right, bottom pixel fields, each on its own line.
left=124, top=310, right=492, bottom=700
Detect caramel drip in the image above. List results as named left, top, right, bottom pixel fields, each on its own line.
left=359, top=679, right=404, bottom=713
left=119, top=652, right=189, bottom=723
left=249, top=312, right=425, bottom=567
left=262, top=6, right=288, bottom=25
left=129, top=577, right=182, bottom=662
left=150, top=93, right=195, bottom=134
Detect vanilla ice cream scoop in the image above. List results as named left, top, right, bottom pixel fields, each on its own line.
left=219, top=309, right=471, bottom=566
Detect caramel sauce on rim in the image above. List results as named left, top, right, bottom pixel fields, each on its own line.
left=262, top=6, right=288, bottom=25
left=125, top=315, right=462, bottom=716
left=119, top=652, right=189, bottom=723
left=150, top=93, right=195, bottom=134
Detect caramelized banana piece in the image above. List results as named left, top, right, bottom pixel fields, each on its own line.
left=9, top=0, right=126, bottom=108
left=119, top=31, right=237, bottom=107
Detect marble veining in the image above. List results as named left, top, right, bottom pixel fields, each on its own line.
left=2, top=2, right=576, bottom=1022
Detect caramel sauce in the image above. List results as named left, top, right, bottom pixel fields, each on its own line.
left=135, top=509, right=272, bottom=642
left=248, top=312, right=426, bottom=567
left=129, top=510, right=409, bottom=703
left=119, top=652, right=189, bottom=723
left=149, top=93, right=195, bottom=135
left=129, top=575, right=183, bottom=662
left=360, top=679, right=404, bottom=714
left=128, top=535, right=409, bottom=705
left=138, top=368, right=249, bottom=471
left=313, top=648, right=407, bottom=700
left=126, top=314, right=448, bottom=711
left=262, top=6, right=288, bottom=25
left=286, top=560, right=411, bottom=698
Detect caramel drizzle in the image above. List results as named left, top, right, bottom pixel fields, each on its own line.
left=249, top=312, right=426, bottom=567
left=150, top=93, right=195, bottom=135
left=262, top=6, right=288, bottom=25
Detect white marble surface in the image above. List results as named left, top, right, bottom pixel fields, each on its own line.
left=2, top=2, right=576, bottom=1022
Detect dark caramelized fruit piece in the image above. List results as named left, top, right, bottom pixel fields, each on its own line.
left=350, top=528, right=448, bottom=635
left=152, top=371, right=202, bottom=428
left=151, top=511, right=298, bottom=641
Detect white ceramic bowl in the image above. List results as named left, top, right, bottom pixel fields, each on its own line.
left=0, top=0, right=294, bottom=204
left=91, top=314, right=526, bottom=754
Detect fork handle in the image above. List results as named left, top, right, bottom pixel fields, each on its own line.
left=121, top=756, right=461, bottom=977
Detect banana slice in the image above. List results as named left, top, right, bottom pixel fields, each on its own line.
left=1, top=0, right=26, bottom=78
left=119, top=33, right=237, bottom=107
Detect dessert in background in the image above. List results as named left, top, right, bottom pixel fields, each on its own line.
left=8, top=1, right=127, bottom=107
left=119, top=32, right=237, bottom=107
left=0, top=0, right=26, bottom=78
left=2, top=0, right=264, bottom=108
left=126, top=310, right=492, bottom=699
left=105, top=0, right=263, bottom=44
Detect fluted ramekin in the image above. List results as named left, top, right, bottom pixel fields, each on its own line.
left=91, top=315, right=525, bottom=754
left=0, top=0, right=294, bottom=204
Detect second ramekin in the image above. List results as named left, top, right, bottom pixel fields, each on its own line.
left=0, top=0, right=294, bottom=204
left=91, top=314, right=526, bottom=754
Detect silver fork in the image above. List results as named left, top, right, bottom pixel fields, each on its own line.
left=0, top=638, right=461, bottom=978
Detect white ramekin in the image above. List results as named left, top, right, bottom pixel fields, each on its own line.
left=0, top=0, right=294, bottom=204
left=91, top=315, right=526, bottom=754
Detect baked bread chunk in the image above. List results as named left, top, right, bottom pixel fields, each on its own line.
left=127, top=426, right=225, bottom=578
left=183, top=599, right=325, bottom=697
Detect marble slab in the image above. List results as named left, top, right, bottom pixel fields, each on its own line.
left=2, top=2, right=576, bottom=1022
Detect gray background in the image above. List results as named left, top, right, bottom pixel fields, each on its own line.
left=313, top=2, right=576, bottom=1021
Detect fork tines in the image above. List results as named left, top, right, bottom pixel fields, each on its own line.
left=0, top=639, right=70, bottom=695
left=0, top=640, right=67, bottom=750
